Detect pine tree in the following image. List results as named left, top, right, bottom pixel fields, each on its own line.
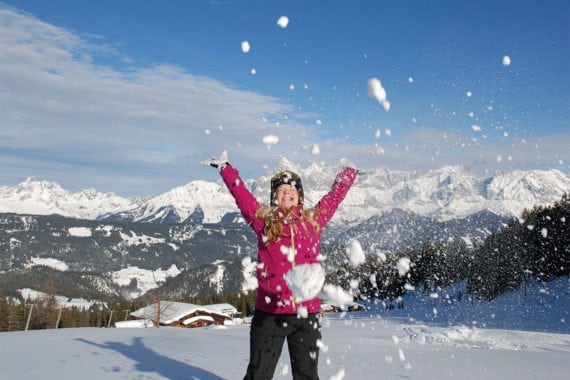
left=11, top=302, right=27, bottom=331
left=0, top=293, right=10, bottom=331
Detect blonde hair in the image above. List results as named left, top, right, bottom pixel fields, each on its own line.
left=255, top=205, right=321, bottom=245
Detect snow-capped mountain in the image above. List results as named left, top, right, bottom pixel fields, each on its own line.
left=0, top=177, right=139, bottom=219
left=1, top=162, right=568, bottom=224
left=107, top=180, right=239, bottom=224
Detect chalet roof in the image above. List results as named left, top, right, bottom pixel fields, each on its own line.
left=130, top=301, right=237, bottom=325
left=183, top=315, right=215, bottom=326
left=114, top=319, right=154, bottom=328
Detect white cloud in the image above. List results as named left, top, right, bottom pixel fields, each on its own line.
left=0, top=7, right=321, bottom=195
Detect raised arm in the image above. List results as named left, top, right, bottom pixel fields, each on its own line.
left=315, top=167, right=358, bottom=227
left=220, top=164, right=260, bottom=225
left=202, top=152, right=261, bottom=230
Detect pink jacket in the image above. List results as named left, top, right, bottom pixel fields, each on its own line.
left=221, top=164, right=357, bottom=315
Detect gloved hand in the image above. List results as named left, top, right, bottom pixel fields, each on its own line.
left=339, top=158, right=365, bottom=175
left=201, top=151, right=228, bottom=171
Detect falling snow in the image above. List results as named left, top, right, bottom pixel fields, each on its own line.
left=367, top=77, right=391, bottom=111
left=397, top=257, right=411, bottom=277
left=262, top=134, right=279, bottom=147
left=284, top=263, right=326, bottom=302
left=346, top=239, right=365, bottom=267
left=277, top=16, right=289, bottom=28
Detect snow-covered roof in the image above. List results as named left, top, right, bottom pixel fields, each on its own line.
left=202, top=303, right=238, bottom=315
left=183, top=315, right=215, bottom=326
left=115, top=319, right=154, bottom=328
left=130, top=301, right=236, bottom=325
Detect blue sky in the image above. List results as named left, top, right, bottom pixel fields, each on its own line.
left=0, top=0, right=568, bottom=196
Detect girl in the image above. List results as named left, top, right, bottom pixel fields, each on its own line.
left=203, top=152, right=359, bottom=379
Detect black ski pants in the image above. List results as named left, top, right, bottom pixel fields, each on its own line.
left=244, top=309, right=322, bottom=380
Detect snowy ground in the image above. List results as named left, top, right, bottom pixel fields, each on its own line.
left=0, top=318, right=568, bottom=379
left=1, top=278, right=568, bottom=379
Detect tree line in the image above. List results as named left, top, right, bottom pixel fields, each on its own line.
left=328, top=193, right=569, bottom=302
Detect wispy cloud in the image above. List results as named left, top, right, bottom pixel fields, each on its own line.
left=0, top=6, right=324, bottom=193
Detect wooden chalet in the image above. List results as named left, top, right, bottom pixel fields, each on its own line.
left=129, top=301, right=238, bottom=328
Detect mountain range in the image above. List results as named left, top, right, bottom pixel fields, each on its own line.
left=1, top=160, right=568, bottom=224
left=0, top=161, right=568, bottom=303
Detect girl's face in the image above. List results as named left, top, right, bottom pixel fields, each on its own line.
left=275, top=184, right=299, bottom=209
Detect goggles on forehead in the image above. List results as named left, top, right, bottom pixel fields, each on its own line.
left=271, top=170, right=300, bottom=182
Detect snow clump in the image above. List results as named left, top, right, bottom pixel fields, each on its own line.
left=241, top=257, right=258, bottom=293
left=321, top=284, right=354, bottom=310
left=346, top=239, right=365, bottom=267
left=311, top=144, right=320, bottom=155
left=397, top=257, right=411, bottom=277
left=241, top=40, right=250, bottom=53
left=284, top=263, right=325, bottom=302
left=367, top=77, right=391, bottom=111
left=277, top=16, right=289, bottom=28
left=262, top=134, right=279, bottom=147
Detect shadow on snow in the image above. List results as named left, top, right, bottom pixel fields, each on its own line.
left=77, top=336, right=224, bottom=379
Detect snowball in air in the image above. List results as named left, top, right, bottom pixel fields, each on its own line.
left=311, top=144, right=320, bottom=155
left=397, top=257, right=411, bottom=277
left=284, top=264, right=325, bottom=302
left=262, top=134, right=279, bottom=146
left=321, top=284, right=354, bottom=310
left=241, top=40, right=251, bottom=53
left=277, top=16, right=289, bottom=28
left=367, top=77, right=390, bottom=111
left=367, top=77, right=386, bottom=103
left=346, top=239, right=365, bottom=267
left=241, top=257, right=258, bottom=293
left=502, top=55, right=511, bottom=66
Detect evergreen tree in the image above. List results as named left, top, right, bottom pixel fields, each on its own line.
left=0, top=293, right=9, bottom=331
left=11, top=302, right=27, bottom=331
left=467, top=194, right=569, bottom=300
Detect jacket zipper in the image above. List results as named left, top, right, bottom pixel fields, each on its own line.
left=290, top=224, right=297, bottom=311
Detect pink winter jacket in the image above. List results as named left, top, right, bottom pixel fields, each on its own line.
left=221, top=164, right=357, bottom=315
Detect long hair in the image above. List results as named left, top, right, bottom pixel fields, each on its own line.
left=255, top=205, right=321, bottom=245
